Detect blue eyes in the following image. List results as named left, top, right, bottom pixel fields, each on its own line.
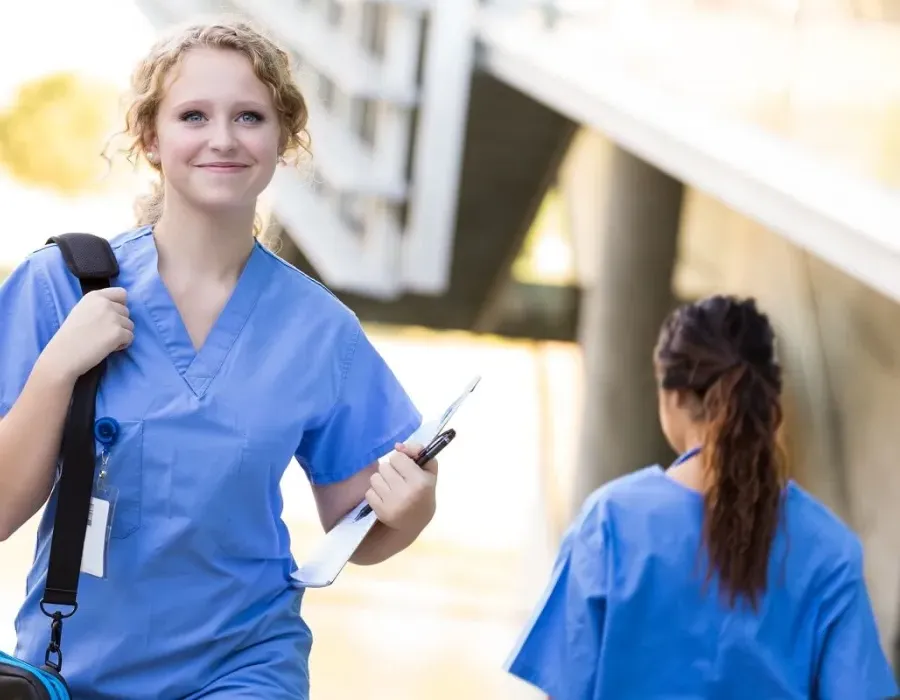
left=179, top=111, right=264, bottom=124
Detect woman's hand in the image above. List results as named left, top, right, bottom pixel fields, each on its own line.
left=40, top=287, right=134, bottom=381
left=365, top=442, right=437, bottom=532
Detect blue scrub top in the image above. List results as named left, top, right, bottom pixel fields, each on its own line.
left=506, top=466, right=899, bottom=700
left=0, top=227, right=422, bottom=699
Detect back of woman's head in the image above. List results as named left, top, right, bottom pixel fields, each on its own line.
left=122, top=18, right=310, bottom=232
left=654, top=295, right=786, bottom=610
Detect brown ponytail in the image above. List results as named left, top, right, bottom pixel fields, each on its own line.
left=655, top=295, right=787, bottom=610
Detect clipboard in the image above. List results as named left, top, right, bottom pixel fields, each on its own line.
left=291, top=375, right=481, bottom=588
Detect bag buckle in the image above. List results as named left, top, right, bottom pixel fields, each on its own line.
left=40, top=603, right=76, bottom=672
left=43, top=612, right=63, bottom=671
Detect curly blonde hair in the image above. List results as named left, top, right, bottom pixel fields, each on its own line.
left=123, top=18, right=310, bottom=236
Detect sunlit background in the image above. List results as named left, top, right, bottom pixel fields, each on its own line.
left=0, top=1, right=160, bottom=267
left=2, top=0, right=900, bottom=697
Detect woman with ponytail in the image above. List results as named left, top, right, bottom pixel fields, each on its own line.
left=505, top=295, right=897, bottom=699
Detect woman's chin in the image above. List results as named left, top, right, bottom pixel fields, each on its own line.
left=188, top=192, right=260, bottom=218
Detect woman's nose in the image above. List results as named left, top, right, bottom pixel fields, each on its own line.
left=208, top=123, right=238, bottom=151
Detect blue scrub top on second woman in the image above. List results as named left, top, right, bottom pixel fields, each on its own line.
left=0, top=226, right=423, bottom=699
left=505, top=466, right=899, bottom=700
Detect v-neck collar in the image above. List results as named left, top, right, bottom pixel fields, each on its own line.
left=132, top=229, right=268, bottom=398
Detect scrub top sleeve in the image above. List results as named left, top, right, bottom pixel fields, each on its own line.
left=296, top=323, right=422, bottom=485
left=0, top=255, right=60, bottom=416
left=505, top=514, right=608, bottom=700
left=815, top=553, right=899, bottom=699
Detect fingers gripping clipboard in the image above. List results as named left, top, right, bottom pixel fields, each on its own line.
left=291, top=376, right=481, bottom=589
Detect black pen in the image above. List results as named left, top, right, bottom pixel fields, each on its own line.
left=354, top=429, right=457, bottom=522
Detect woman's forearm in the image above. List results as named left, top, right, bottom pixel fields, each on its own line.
left=349, top=518, right=426, bottom=566
left=0, top=356, right=77, bottom=540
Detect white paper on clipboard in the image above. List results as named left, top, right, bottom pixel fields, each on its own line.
left=291, top=375, right=481, bottom=589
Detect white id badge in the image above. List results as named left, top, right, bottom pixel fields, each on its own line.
left=81, top=449, right=118, bottom=579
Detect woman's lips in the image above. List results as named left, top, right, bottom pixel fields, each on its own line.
left=196, top=163, right=249, bottom=173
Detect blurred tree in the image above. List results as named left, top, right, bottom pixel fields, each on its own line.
left=0, top=72, right=119, bottom=195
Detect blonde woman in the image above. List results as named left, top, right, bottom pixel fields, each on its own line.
left=0, top=20, right=437, bottom=699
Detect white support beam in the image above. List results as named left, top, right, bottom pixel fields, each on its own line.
left=335, top=0, right=431, bottom=9
left=372, top=5, right=421, bottom=187
left=232, top=0, right=418, bottom=105
left=476, top=9, right=900, bottom=305
left=401, top=0, right=477, bottom=294
left=269, top=168, right=402, bottom=298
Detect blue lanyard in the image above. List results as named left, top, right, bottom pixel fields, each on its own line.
left=672, top=446, right=701, bottom=467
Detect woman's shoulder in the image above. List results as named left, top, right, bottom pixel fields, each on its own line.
left=17, top=227, right=146, bottom=278
left=571, top=466, right=680, bottom=535
left=782, top=482, right=863, bottom=569
left=9, top=235, right=87, bottom=290
left=255, top=243, right=358, bottom=320
left=584, top=465, right=685, bottom=512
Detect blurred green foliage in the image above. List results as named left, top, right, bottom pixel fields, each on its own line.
left=0, top=72, right=120, bottom=195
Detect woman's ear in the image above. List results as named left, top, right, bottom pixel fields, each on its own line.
left=659, top=388, right=686, bottom=421
left=143, top=133, right=159, bottom=163
left=676, top=388, right=705, bottom=420
left=673, top=388, right=691, bottom=408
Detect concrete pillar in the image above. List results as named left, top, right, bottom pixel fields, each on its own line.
left=563, top=135, right=684, bottom=510
left=894, top=590, right=900, bottom=677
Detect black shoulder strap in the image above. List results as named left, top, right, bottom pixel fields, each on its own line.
left=48, top=233, right=119, bottom=292
left=39, top=234, right=118, bottom=670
